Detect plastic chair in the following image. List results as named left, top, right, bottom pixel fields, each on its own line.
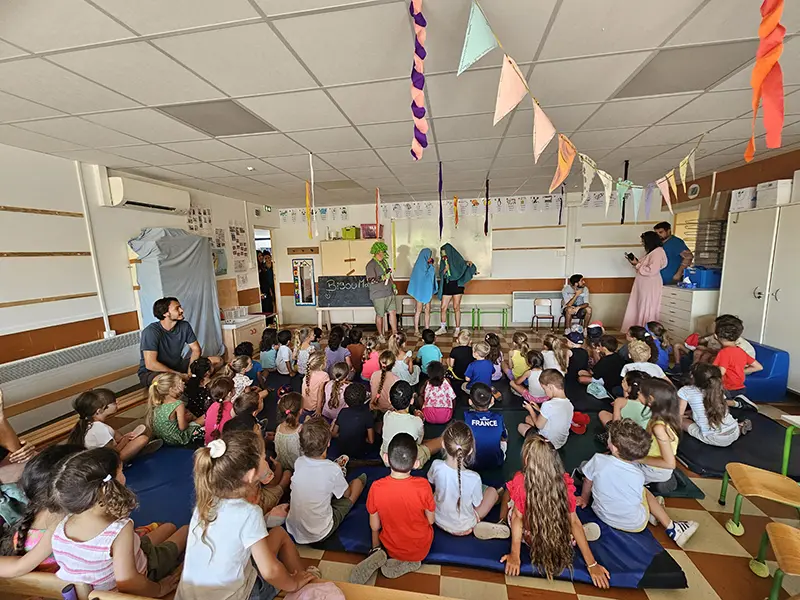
left=531, top=298, right=555, bottom=331
left=749, top=522, right=800, bottom=599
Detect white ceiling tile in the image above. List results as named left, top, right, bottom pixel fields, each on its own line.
left=208, top=159, right=282, bottom=176
left=713, top=61, right=755, bottom=91
left=529, top=52, right=652, bottom=105
left=255, top=0, right=373, bottom=15
left=161, top=139, right=250, bottom=161
left=220, top=133, right=306, bottom=157
left=0, top=125, right=84, bottom=153
left=0, top=59, right=139, bottom=113
left=51, top=148, right=145, bottom=168
left=289, top=127, right=368, bottom=153
left=427, top=69, right=500, bottom=118
left=661, top=90, right=759, bottom=124
left=15, top=117, right=142, bottom=148
left=716, top=38, right=800, bottom=91
left=433, top=114, right=501, bottom=142
left=438, top=139, right=500, bottom=161
left=328, top=79, right=410, bottom=125
left=570, top=126, right=645, bottom=151
left=180, top=177, right=249, bottom=195
left=0, top=40, right=27, bottom=59
left=497, top=135, right=539, bottom=157
left=119, top=166, right=186, bottom=181
left=491, top=155, right=535, bottom=170
left=357, top=122, right=410, bottom=148
left=378, top=145, right=434, bottom=165
left=93, top=0, right=259, bottom=35
left=108, top=144, right=196, bottom=165
left=624, top=121, right=726, bottom=147
left=702, top=117, right=772, bottom=142
left=50, top=43, right=223, bottom=105
left=488, top=166, right=536, bottom=180
left=786, top=89, right=800, bottom=116
left=240, top=90, right=348, bottom=131
left=0, top=91, right=64, bottom=122
left=155, top=23, right=315, bottom=96
left=0, top=0, right=132, bottom=52
left=274, top=3, right=411, bottom=86
left=251, top=172, right=304, bottom=189
left=540, top=0, right=702, bottom=60
left=204, top=176, right=267, bottom=193
left=582, top=95, right=698, bottom=129
left=301, top=169, right=347, bottom=183
left=506, top=103, right=600, bottom=137
left=601, top=144, right=683, bottom=165
left=339, top=166, right=393, bottom=180
left=83, top=109, right=209, bottom=143
left=317, top=149, right=382, bottom=169
left=265, top=154, right=322, bottom=171
left=164, top=163, right=239, bottom=178
left=446, top=158, right=492, bottom=172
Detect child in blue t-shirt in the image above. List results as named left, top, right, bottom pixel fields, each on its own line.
left=462, top=342, right=493, bottom=393
left=464, top=383, right=507, bottom=470
left=417, top=328, right=443, bottom=375
left=259, top=329, right=279, bottom=372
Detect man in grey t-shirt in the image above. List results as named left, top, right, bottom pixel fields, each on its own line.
left=561, top=273, right=592, bottom=331
left=365, top=241, right=397, bottom=336
left=137, top=297, right=222, bottom=387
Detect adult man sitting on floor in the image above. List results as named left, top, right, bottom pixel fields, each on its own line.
left=562, top=274, right=592, bottom=331
left=138, top=297, right=222, bottom=387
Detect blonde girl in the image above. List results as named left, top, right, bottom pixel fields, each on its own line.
left=204, top=377, right=236, bottom=445
left=388, top=331, right=421, bottom=386
left=177, top=431, right=317, bottom=600
left=50, top=448, right=187, bottom=596
left=369, top=351, right=398, bottom=412
left=275, top=392, right=303, bottom=471
left=499, top=434, right=609, bottom=589
left=149, top=373, right=204, bottom=447
left=542, top=334, right=568, bottom=374
left=292, top=327, right=313, bottom=376
left=448, top=329, right=474, bottom=381
left=360, top=335, right=383, bottom=382
left=427, top=421, right=508, bottom=539
left=636, top=379, right=681, bottom=487
left=485, top=332, right=503, bottom=381
left=223, top=355, right=255, bottom=398
left=302, top=351, right=330, bottom=421
left=505, top=332, right=531, bottom=380
left=322, top=362, right=351, bottom=424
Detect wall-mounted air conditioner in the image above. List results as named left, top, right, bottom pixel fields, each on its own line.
left=104, top=176, right=191, bottom=215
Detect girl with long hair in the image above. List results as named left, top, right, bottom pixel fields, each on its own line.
left=599, top=370, right=653, bottom=429
left=420, top=361, right=456, bottom=424
left=369, top=351, right=399, bottom=412
left=388, top=331, right=421, bottom=386
left=322, top=362, right=351, bottom=423
left=499, top=434, right=608, bottom=588
left=505, top=332, right=531, bottom=380
left=484, top=332, right=503, bottom=382
left=223, top=355, right=255, bottom=398
left=178, top=432, right=317, bottom=599
left=360, top=335, right=384, bottom=383
left=149, top=374, right=204, bottom=446
left=427, top=421, right=508, bottom=539
left=185, top=357, right=213, bottom=417
left=204, top=377, right=235, bottom=445
left=621, top=231, right=668, bottom=331
left=259, top=329, right=279, bottom=373
left=510, top=350, right=547, bottom=404
left=679, top=363, right=752, bottom=446
left=324, top=326, right=353, bottom=376
left=292, top=327, right=313, bottom=376
left=621, top=325, right=661, bottom=365
left=645, top=321, right=672, bottom=370
left=637, top=379, right=681, bottom=488
left=275, top=392, right=303, bottom=471
left=542, top=334, right=568, bottom=374
left=301, top=351, right=329, bottom=421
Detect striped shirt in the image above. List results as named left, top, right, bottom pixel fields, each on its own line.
left=52, top=516, right=146, bottom=591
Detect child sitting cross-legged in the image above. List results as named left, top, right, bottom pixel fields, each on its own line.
left=419, top=361, right=456, bottom=424
left=621, top=340, right=668, bottom=380
left=464, top=383, right=508, bottom=471
left=234, top=342, right=264, bottom=387
left=504, top=331, right=531, bottom=381
left=448, top=329, right=474, bottom=382
left=462, top=341, right=493, bottom=393
left=275, top=392, right=303, bottom=472
left=599, top=370, right=653, bottom=431
left=301, top=351, right=330, bottom=422
left=381, top=381, right=442, bottom=469
left=417, top=328, right=443, bottom=376
left=427, top=421, right=509, bottom=540
left=635, top=379, right=682, bottom=493
left=577, top=419, right=699, bottom=547
left=518, top=369, right=574, bottom=450
left=177, top=431, right=318, bottom=600
left=286, top=417, right=367, bottom=545
left=578, top=335, right=627, bottom=396
left=332, top=383, right=376, bottom=459
left=370, top=351, right=399, bottom=413
left=349, top=433, right=436, bottom=584
left=204, top=377, right=236, bottom=444
left=149, top=373, right=204, bottom=447
left=509, top=350, right=547, bottom=404
left=322, top=362, right=350, bottom=423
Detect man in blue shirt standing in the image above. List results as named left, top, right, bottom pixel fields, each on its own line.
left=654, top=221, right=693, bottom=285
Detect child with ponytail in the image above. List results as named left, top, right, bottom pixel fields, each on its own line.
left=427, top=421, right=508, bottom=539
left=302, top=351, right=330, bottom=421
left=185, top=358, right=213, bottom=418
left=419, top=361, right=456, bottom=424
left=370, top=351, right=399, bottom=413
left=275, top=392, right=303, bottom=471
left=322, top=362, right=350, bottom=423
left=599, top=370, right=653, bottom=430
left=51, top=448, right=187, bottom=595
left=679, top=363, right=752, bottom=447
left=325, top=326, right=353, bottom=376
left=360, top=335, right=383, bottom=383
left=149, top=373, right=204, bottom=446
left=505, top=332, right=531, bottom=380
left=177, top=431, right=316, bottom=600
left=484, top=332, right=503, bottom=382
left=542, top=334, right=568, bottom=374
left=223, top=355, right=256, bottom=398
left=204, top=377, right=236, bottom=445
left=389, top=331, right=420, bottom=386
left=292, top=327, right=313, bottom=376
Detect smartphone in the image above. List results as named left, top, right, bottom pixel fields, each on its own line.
left=625, top=252, right=636, bottom=261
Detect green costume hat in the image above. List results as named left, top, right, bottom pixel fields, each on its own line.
left=370, top=241, right=388, bottom=255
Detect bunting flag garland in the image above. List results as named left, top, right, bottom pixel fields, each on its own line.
left=630, top=186, right=643, bottom=224
left=454, top=196, right=459, bottom=227
left=309, top=153, right=318, bottom=236
left=438, top=161, right=444, bottom=239
left=656, top=177, right=673, bottom=214
left=688, top=147, right=697, bottom=181
left=665, top=169, right=678, bottom=204
left=410, top=0, right=428, bottom=161
left=484, top=179, right=490, bottom=236
left=549, top=134, right=577, bottom=192
left=494, top=55, right=527, bottom=125
left=597, top=169, right=614, bottom=216
left=616, top=179, right=633, bottom=223
left=458, top=1, right=498, bottom=75
left=532, top=101, right=556, bottom=163
left=305, top=181, right=312, bottom=239
left=678, top=155, right=689, bottom=193
left=745, top=0, right=785, bottom=162
left=579, top=153, right=597, bottom=200
left=644, top=183, right=656, bottom=218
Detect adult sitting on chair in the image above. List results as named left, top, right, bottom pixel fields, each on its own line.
left=138, top=297, right=222, bottom=387
left=562, top=274, right=592, bottom=331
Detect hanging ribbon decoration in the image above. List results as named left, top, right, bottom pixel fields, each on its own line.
left=454, top=196, right=459, bottom=228
left=409, top=0, right=428, bottom=161
left=309, top=153, right=317, bottom=237
left=484, top=179, right=490, bottom=236
left=745, top=0, right=785, bottom=162
left=375, top=187, right=380, bottom=233
left=558, top=184, right=565, bottom=226
left=304, top=181, right=312, bottom=239
left=438, top=161, right=444, bottom=239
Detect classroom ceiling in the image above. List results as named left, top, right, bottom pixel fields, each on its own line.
left=0, top=0, right=798, bottom=207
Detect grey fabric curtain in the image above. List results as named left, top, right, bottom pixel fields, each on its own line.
left=129, top=228, right=224, bottom=358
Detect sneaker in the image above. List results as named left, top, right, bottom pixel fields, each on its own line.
left=740, top=418, right=753, bottom=435
left=733, top=394, right=758, bottom=412
left=648, top=496, right=665, bottom=526
left=349, top=548, right=387, bottom=584
left=583, top=522, right=601, bottom=542
left=334, top=455, right=349, bottom=477
left=666, top=520, right=699, bottom=548
left=454, top=327, right=461, bottom=336
left=380, top=559, right=422, bottom=579
left=474, top=521, right=511, bottom=540
left=434, top=326, right=447, bottom=336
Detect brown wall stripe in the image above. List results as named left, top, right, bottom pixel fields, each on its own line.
left=0, top=205, right=84, bottom=218
left=0, top=310, right=139, bottom=365
left=237, top=287, right=261, bottom=306
left=0, top=292, right=98, bottom=310
left=0, top=252, right=91, bottom=258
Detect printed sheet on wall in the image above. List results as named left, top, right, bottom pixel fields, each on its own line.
left=392, top=215, right=492, bottom=279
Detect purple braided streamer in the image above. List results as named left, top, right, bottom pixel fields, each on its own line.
left=410, top=0, right=428, bottom=160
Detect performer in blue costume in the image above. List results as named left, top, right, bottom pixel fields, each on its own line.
left=407, top=248, right=437, bottom=334
left=435, top=243, right=477, bottom=336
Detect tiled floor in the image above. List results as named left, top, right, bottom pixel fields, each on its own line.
left=115, top=326, right=800, bottom=600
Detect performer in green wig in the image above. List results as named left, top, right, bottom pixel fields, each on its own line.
left=365, top=241, right=397, bottom=336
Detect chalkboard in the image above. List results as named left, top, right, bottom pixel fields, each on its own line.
left=317, top=276, right=373, bottom=308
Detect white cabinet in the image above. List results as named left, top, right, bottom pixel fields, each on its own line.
left=320, top=240, right=375, bottom=276
left=659, top=287, right=719, bottom=342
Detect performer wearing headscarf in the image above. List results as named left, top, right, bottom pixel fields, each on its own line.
left=365, top=241, right=397, bottom=336
left=435, top=243, right=477, bottom=336
left=407, top=248, right=437, bottom=334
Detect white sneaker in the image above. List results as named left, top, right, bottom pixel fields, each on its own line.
left=434, top=326, right=447, bottom=335
left=583, top=522, right=601, bottom=542
left=474, top=521, right=511, bottom=540
left=649, top=496, right=665, bottom=526
left=667, top=520, right=699, bottom=548
left=454, top=327, right=461, bottom=336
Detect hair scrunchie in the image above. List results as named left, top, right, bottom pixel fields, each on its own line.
left=207, top=439, right=227, bottom=459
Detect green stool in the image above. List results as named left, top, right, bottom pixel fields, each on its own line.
left=780, top=415, right=800, bottom=476
left=475, top=305, right=509, bottom=330
left=749, top=522, right=800, bottom=599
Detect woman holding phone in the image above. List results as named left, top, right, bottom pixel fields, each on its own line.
left=621, top=231, right=667, bottom=332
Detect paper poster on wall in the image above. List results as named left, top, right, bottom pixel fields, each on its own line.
left=236, top=274, right=248, bottom=288
left=291, top=210, right=297, bottom=223
left=279, top=210, right=289, bottom=224
left=229, top=220, right=249, bottom=273
left=212, top=248, right=227, bottom=276
left=213, top=228, right=226, bottom=249
left=340, top=207, right=348, bottom=220
left=187, top=205, right=213, bottom=237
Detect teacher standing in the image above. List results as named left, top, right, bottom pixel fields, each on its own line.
left=365, top=241, right=398, bottom=337
left=407, top=248, right=437, bottom=334
left=435, top=243, right=477, bottom=336
left=621, top=231, right=667, bottom=332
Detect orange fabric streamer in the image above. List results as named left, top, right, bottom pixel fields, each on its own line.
left=745, top=0, right=785, bottom=162
left=549, top=134, right=577, bottom=193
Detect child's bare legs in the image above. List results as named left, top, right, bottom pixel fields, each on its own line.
left=118, top=433, right=151, bottom=462
left=509, top=380, right=526, bottom=396
left=475, top=487, right=501, bottom=521
left=517, top=422, right=533, bottom=437
left=598, top=411, right=613, bottom=426
left=680, top=416, right=695, bottom=432
left=345, top=476, right=366, bottom=504
left=275, top=470, right=291, bottom=494
left=645, top=490, right=671, bottom=528
left=145, top=523, right=189, bottom=555
left=265, top=526, right=305, bottom=575
left=498, top=489, right=511, bottom=523
left=422, top=436, right=443, bottom=456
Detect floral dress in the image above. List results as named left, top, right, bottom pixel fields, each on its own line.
left=153, top=400, right=203, bottom=446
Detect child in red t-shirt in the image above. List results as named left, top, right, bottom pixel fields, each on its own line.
left=348, top=433, right=435, bottom=584
left=712, top=318, right=762, bottom=410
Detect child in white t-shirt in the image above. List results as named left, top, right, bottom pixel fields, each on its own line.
left=620, top=340, right=667, bottom=379
left=517, top=369, right=573, bottom=450
left=276, top=330, right=296, bottom=377
left=577, top=419, right=699, bottom=548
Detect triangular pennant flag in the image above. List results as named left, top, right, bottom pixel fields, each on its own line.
left=597, top=169, right=614, bottom=216
left=532, top=101, right=556, bottom=164
left=579, top=153, right=597, bottom=200
left=679, top=155, right=690, bottom=192
left=458, top=1, right=498, bottom=76
left=666, top=169, right=678, bottom=201
left=630, top=186, right=643, bottom=224
left=494, top=55, right=527, bottom=125
left=656, top=177, right=673, bottom=214
left=549, top=134, right=577, bottom=192
left=688, top=148, right=697, bottom=181
left=644, top=183, right=656, bottom=218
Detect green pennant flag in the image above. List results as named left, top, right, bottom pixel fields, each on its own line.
left=458, top=1, right=498, bottom=76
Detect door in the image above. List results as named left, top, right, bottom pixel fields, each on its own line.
left=320, top=240, right=352, bottom=275
left=718, top=208, right=779, bottom=342
left=763, top=204, right=800, bottom=390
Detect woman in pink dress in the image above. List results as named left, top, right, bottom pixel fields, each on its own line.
left=621, top=231, right=667, bottom=332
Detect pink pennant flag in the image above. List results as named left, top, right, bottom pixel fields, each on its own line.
left=494, top=55, right=527, bottom=126
left=656, top=177, right=673, bottom=214
left=533, top=101, right=556, bottom=163
left=549, top=134, right=577, bottom=193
